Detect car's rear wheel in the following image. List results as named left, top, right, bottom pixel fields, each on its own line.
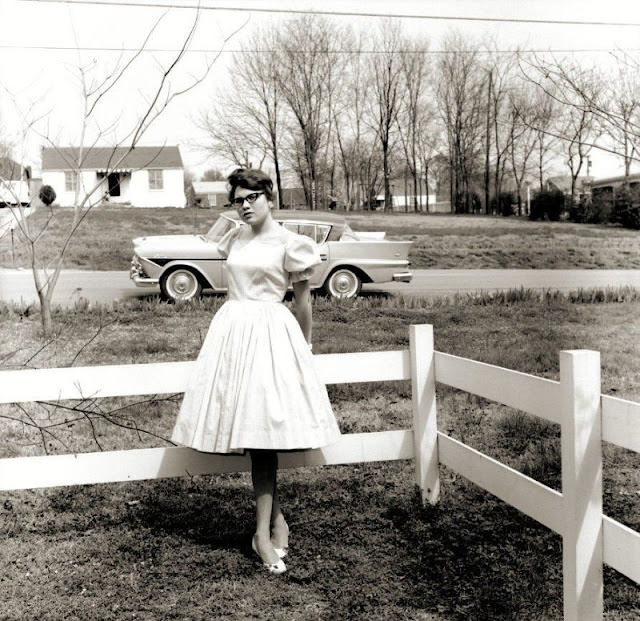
left=324, top=268, right=361, bottom=299
left=160, top=267, right=202, bottom=302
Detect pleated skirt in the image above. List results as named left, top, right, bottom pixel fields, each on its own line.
left=171, top=300, right=341, bottom=453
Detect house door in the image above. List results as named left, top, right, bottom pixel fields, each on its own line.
left=107, top=173, right=121, bottom=197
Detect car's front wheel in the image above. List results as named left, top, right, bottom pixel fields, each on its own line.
left=324, top=268, right=361, bottom=299
left=160, top=267, right=202, bottom=302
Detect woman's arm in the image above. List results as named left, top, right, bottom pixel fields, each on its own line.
left=292, top=279, right=313, bottom=345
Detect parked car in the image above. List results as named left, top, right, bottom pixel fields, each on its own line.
left=130, top=211, right=413, bottom=301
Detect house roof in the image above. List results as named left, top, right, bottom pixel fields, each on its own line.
left=41, top=146, right=184, bottom=171
left=546, top=175, right=593, bottom=193
left=0, top=157, right=26, bottom=180
left=193, top=181, right=228, bottom=195
left=590, top=172, right=640, bottom=189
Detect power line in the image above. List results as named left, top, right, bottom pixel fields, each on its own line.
left=17, top=0, right=640, bottom=28
left=2, top=44, right=639, bottom=55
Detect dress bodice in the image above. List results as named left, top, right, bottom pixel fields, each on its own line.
left=218, top=226, right=320, bottom=302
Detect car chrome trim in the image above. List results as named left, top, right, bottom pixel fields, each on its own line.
left=392, top=272, right=413, bottom=283
left=131, top=276, right=159, bottom=286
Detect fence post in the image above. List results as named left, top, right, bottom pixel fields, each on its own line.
left=410, top=324, right=439, bottom=505
left=560, top=350, right=603, bottom=621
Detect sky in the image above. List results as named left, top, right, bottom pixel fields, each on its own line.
left=1, top=0, right=640, bottom=179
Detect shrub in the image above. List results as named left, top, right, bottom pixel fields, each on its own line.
left=568, top=195, right=611, bottom=224
left=492, top=192, right=515, bottom=217
left=611, top=187, right=640, bottom=230
left=529, top=190, right=564, bottom=221
left=38, top=184, right=56, bottom=206
left=454, top=191, right=481, bottom=214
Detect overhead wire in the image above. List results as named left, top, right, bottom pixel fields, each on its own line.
left=1, top=44, right=639, bottom=55
left=16, top=0, right=640, bottom=28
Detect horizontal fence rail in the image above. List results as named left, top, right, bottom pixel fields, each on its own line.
left=601, top=395, right=640, bottom=453
left=2, top=352, right=639, bottom=457
left=0, top=430, right=414, bottom=491
left=1, top=326, right=638, bottom=619
left=0, top=350, right=412, bottom=404
left=603, top=516, right=640, bottom=584
left=434, top=352, right=562, bottom=424
left=438, top=433, right=565, bottom=535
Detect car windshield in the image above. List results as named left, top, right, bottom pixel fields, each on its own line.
left=204, top=216, right=237, bottom=242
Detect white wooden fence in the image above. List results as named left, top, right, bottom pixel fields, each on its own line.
left=0, top=324, right=638, bottom=620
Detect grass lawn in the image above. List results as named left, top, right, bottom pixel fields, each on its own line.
left=2, top=206, right=640, bottom=270
left=1, top=292, right=639, bottom=620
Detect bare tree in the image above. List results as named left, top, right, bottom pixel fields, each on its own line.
left=482, top=49, right=518, bottom=213
left=508, top=86, right=540, bottom=215
left=416, top=116, right=445, bottom=212
left=594, top=53, right=640, bottom=180
left=201, top=168, right=226, bottom=182
left=397, top=35, right=430, bottom=212
left=560, top=104, right=596, bottom=206
left=530, top=87, right=561, bottom=192
left=436, top=32, right=486, bottom=213
left=332, top=29, right=372, bottom=210
left=518, top=53, right=614, bottom=199
left=197, top=26, right=285, bottom=206
left=367, top=21, right=405, bottom=212
left=1, top=10, right=243, bottom=337
left=197, top=102, right=261, bottom=170
left=274, top=15, right=339, bottom=210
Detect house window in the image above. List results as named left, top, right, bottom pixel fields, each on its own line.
left=65, top=171, right=77, bottom=192
left=148, top=169, right=163, bottom=190
left=207, top=193, right=217, bottom=206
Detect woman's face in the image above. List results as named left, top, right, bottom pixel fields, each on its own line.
left=233, top=187, right=272, bottom=228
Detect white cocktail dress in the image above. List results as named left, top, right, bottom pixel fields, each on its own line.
left=171, top=225, right=341, bottom=454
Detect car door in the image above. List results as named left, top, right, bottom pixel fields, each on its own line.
left=200, top=216, right=239, bottom=291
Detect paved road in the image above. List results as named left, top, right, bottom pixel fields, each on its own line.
left=2, top=268, right=640, bottom=307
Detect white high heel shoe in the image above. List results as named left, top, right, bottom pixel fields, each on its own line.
left=252, top=535, right=287, bottom=575
left=272, top=522, right=289, bottom=559
left=273, top=547, right=288, bottom=560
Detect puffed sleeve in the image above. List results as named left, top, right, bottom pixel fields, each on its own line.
left=284, top=233, right=321, bottom=282
left=217, top=226, right=241, bottom=258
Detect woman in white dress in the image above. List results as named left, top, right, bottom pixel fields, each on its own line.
left=172, top=168, right=341, bottom=574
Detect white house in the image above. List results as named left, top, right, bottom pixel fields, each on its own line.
left=41, top=146, right=186, bottom=208
left=0, top=156, right=31, bottom=206
left=192, top=181, right=228, bottom=208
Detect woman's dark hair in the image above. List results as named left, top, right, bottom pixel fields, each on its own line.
left=227, top=168, right=274, bottom=202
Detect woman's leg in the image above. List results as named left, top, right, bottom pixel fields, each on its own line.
left=270, top=487, right=289, bottom=551
left=249, top=449, right=280, bottom=564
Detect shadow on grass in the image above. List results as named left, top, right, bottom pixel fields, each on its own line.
left=9, top=461, right=638, bottom=619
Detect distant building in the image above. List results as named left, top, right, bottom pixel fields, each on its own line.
left=192, top=181, right=228, bottom=208
left=41, top=146, right=186, bottom=208
left=589, top=173, right=640, bottom=194
left=545, top=175, right=594, bottom=196
left=0, top=157, right=31, bottom=206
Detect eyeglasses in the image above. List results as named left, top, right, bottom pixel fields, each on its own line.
left=231, top=191, right=264, bottom=206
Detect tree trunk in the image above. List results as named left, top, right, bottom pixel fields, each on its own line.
left=425, top=166, right=430, bottom=213
left=274, top=150, right=283, bottom=210
left=404, top=168, right=408, bottom=213
left=484, top=70, right=492, bottom=214
left=383, top=145, right=391, bottom=212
